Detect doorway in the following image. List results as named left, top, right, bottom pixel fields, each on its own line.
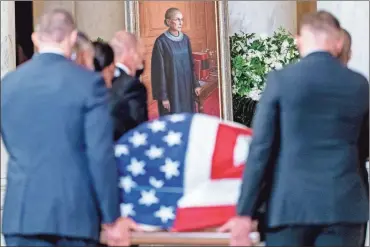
left=15, top=1, right=34, bottom=66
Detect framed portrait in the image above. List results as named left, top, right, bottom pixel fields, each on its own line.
left=124, top=0, right=233, bottom=121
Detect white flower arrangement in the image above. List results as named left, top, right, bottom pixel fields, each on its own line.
left=230, top=27, right=300, bottom=101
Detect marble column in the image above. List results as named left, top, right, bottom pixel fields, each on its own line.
left=75, top=1, right=125, bottom=42
left=317, top=1, right=369, bottom=80
left=1, top=2, right=16, bottom=245
left=228, top=1, right=297, bottom=36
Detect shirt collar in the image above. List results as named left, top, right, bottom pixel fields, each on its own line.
left=38, top=47, right=65, bottom=56
left=115, top=63, right=131, bottom=75
left=302, top=48, right=328, bottom=58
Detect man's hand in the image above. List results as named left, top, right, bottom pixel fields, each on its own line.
left=102, top=217, right=142, bottom=246
left=217, top=216, right=254, bottom=246
left=162, top=100, right=170, bottom=111
left=195, top=87, right=202, bottom=96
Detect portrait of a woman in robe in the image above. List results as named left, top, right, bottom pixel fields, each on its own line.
left=151, top=7, right=201, bottom=116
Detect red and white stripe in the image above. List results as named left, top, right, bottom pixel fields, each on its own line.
left=173, top=114, right=253, bottom=231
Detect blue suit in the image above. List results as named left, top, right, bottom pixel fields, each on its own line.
left=237, top=52, right=369, bottom=246
left=1, top=53, right=120, bottom=245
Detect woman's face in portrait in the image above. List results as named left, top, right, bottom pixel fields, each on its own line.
left=168, top=11, right=184, bottom=32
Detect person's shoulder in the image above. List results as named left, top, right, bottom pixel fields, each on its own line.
left=1, top=59, right=33, bottom=89
left=348, top=69, right=369, bottom=85
left=155, top=33, right=167, bottom=43
left=183, top=33, right=190, bottom=39
left=347, top=69, right=369, bottom=93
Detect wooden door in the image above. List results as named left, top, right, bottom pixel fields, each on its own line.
left=139, top=1, right=217, bottom=116
left=296, top=0, right=317, bottom=32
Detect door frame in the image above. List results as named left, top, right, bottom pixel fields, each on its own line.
left=124, top=0, right=233, bottom=121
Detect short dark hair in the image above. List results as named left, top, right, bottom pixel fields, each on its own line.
left=299, top=10, right=341, bottom=35
left=93, top=41, right=114, bottom=72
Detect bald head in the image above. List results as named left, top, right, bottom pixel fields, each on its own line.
left=36, top=8, right=76, bottom=43
left=110, top=31, right=144, bottom=76
left=110, top=31, right=138, bottom=59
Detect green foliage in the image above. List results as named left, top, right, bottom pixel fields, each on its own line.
left=230, top=27, right=300, bottom=126
left=96, top=37, right=104, bottom=42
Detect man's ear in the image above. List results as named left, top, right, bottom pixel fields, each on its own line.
left=31, top=32, right=39, bottom=51
left=294, top=34, right=301, bottom=50
left=335, top=34, right=345, bottom=57
left=69, top=29, right=78, bottom=47
left=348, top=49, right=352, bottom=61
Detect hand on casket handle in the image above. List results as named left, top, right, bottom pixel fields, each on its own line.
left=217, top=216, right=254, bottom=246
left=102, top=217, right=143, bottom=246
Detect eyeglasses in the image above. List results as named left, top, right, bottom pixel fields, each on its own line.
left=171, top=18, right=184, bottom=23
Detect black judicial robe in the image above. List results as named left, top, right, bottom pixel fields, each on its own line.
left=151, top=31, right=200, bottom=116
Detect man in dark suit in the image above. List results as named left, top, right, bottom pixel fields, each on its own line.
left=220, top=11, right=369, bottom=246
left=1, top=9, right=137, bottom=246
left=339, top=28, right=369, bottom=246
left=109, top=31, right=148, bottom=141
left=339, top=28, right=369, bottom=194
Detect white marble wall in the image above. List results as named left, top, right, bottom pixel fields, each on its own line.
left=228, top=1, right=297, bottom=36
left=1, top=1, right=15, bottom=245
left=318, top=1, right=369, bottom=80
left=33, top=1, right=126, bottom=42
left=76, top=1, right=125, bottom=42
left=1, top=1, right=16, bottom=79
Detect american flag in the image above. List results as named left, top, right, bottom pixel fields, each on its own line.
left=115, top=113, right=253, bottom=232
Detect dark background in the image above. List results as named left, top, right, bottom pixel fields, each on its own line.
left=15, top=1, right=34, bottom=65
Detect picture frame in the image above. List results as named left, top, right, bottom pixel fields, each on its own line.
left=124, top=0, right=233, bottom=121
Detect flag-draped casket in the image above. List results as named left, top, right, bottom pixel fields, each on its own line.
left=115, top=113, right=252, bottom=231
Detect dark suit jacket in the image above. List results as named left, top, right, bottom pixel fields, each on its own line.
left=111, top=68, right=148, bottom=141
left=1, top=53, right=120, bottom=240
left=237, top=51, right=369, bottom=228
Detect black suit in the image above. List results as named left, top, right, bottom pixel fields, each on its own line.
left=237, top=52, right=369, bottom=246
left=111, top=68, right=148, bottom=141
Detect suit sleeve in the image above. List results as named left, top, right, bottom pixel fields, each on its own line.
left=84, top=76, right=120, bottom=224
left=111, top=78, right=148, bottom=139
left=151, top=39, right=168, bottom=101
left=237, top=72, right=280, bottom=216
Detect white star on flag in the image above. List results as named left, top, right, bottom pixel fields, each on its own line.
left=145, top=145, right=164, bottom=160
left=127, top=158, right=146, bottom=176
left=163, top=131, right=182, bottom=147
left=119, top=175, right=137, bottom=193
left=149, top=176, right=164, bottom=189
left=120, top=203, right=136, bottom=217
left=160, top=158, right=180, bottom=179
left=148, top=120, right=166, bottom=133
left=129, top=131, right=148, bottom=148
left=115, top=144, right=129, bottom=157
left=139, top=189, right=160, bottom=206
left=233, top=135, right=252, bottom=167
left=169, top=114, right=186, bottom=123
left=154, top=205, right=175, bottom=223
